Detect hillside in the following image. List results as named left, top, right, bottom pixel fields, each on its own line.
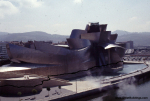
left=113, top=30, right=150, bottom=46
left=0, top=30, right=150, bottom=46
left=0, top=31, right=69, bottom=43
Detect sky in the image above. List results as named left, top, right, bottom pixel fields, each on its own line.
left=0, top=0, right=150, bottom=35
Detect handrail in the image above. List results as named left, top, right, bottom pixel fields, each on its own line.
left=102, top=60, right=149, bottom=82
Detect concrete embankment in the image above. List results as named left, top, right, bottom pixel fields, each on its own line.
left=123, top=61, right=144, bottom=64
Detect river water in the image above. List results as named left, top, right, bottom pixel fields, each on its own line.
left=75, top=63, right=149, bottom=101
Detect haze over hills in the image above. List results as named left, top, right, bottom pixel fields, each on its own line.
left=0, top=31, right=69, bottom=43
left=112, top=30, right=131, bottom=36
left=0, top=30, right=150, bottom=46
left=114, top=31, right=150, bottom=46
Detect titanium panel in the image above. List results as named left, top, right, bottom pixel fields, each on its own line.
left=110, top=49, right=123, bottom=66
left=70, top=29, right=87, bottom=39
left=115, top=47, right=126, bottom=58
left=66, top=46, right=94, bottom=73
left=99, top=24, right=107, bottom=32
left=99, top=31, right=111, bottom=44
left=109, top=34, right=118, bottom=43
left=67, top=39, right=91, bottom=49
left=85, top=24, right=89, bottom=32
left=116, top=43, right=126, bottom=48
left=80, top=32, right=100, bottom=43
left=34, top=41, right=69, bottom=55
left=100, top=43, right=125, bottom=50
left=86, top=24, right=100, bottom=33
left=7, top=44, right=66, bottom=65
left=30, top=44, right=35, bottom=49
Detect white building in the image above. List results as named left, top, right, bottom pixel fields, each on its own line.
left=0, top=42, right=9, bottom=61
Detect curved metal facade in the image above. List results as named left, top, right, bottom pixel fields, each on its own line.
left=67, top=39, right=91, bottom=49
left=81, top=32, right=100, bottom=43
left=99, top=31, right=111, bottom=44
left=6, top=22, right=126, bottom=74
left=99, top=24, right=107, bottom=32
left=109, top=34, right=118, bottom=43
left=7, top=44, right=66, bottom=65
left=34, top=41, right=69, bottom=55
left=70, top=29, right=87, bottom=39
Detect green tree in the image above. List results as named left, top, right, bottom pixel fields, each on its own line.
left=46, top=87, right=51, bottom=97
left=32, top=89, right=37, bottom=99
left=17, top=92, right=22, bottom=101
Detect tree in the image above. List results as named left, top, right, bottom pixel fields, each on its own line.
left=32, top=89, right=37, bottom=99
left=46, top=87, right=51, bottom=97
left=17, top=92, right=22, bottom=101
left=58, top=86, right=61, bottom=93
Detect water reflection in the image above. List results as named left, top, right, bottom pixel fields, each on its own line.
left=2, top=63, right=56, bottom=69
left=118, top=64, right=146, bottom=74
left=74, top=64, right=146, bottom=82
left=0, top=62, right=60, bottom=73
left=0, top=67, right=30, bottom=72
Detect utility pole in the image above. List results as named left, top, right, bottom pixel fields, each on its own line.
left=76, top=80, right=77, bottom=93
left=108, top=49, right=110, bottom=67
